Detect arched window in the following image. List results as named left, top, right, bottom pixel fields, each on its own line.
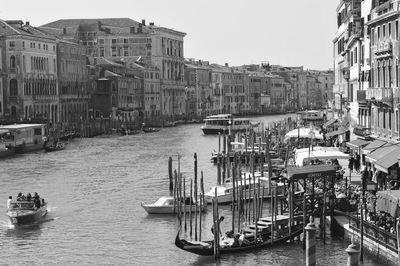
left=9, top=79, right=18, bottom=96
left=10, top=55, right=16, bottom=69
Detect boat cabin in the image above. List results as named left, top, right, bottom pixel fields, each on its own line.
left=0, top=124, right=46, bottom=152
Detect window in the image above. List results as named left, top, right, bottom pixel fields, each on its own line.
left=383, top=24, right=386, bottom=38
left=123, top=47, right=128, bottom=56
left=9, top=79, right=18, bottom=96
left=378, top=26, right=381, bottom=40
left=397, top=21, right=399, bottom=40
left=99, top=47, right=105, bottom=57
left=389, top=23, right=392, bottom=37
left=38, top=43, right=41, bottom=49
left=124, top=39, right=128, bottom=44
left=111, top=47, right=117, bottom=57
left=9, top=41, right=15, bottom=48
left=354, top=47, right=357, bottom=64
left=112, top=39, right=117, bottom=44
left=22, top=41, right=25, bottom=48
left=10, top=55, right=16, bottom=69
left=98, top=39, right=105, bottom=45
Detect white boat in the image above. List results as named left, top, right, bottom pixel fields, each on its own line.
left=201, top=114, right=258, bottom=135
left=6, top=200, right=47, bottom=225
left=141, top=196, right=205, bottom=214
left=204, top=174, right=304, bottom=204
left=293, top=146, right=349, bottom=168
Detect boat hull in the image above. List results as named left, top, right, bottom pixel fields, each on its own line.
left=175, top=226, right=303, bottom=256
left=141, top=203, right=205, bottom=214
left=6, top=204, right=47, bottom=225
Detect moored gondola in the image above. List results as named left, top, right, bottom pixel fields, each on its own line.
left=175, top=224, right=303, bottom=256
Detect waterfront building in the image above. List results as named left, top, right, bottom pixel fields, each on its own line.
left=210, top=66, right=224, bottom=114
left=40, top=18, right=187, bottom=121
left=266, top=73, right=290, bottom=112
left=184, top=59, right=212, bottom=117
left=144, top=65, right=161, bottom=125
left=248, top=72, right=263, bottom=114
left=0, top=39, right=4, bottom=117
left=87, top=57, right=144, bottom=124
left=0, top=20, right=58, bottom=122
left=333, top=1, right=362, bottom=122
left=57, top=39, right=89, bottom=126
left=366, top=0, right=400, bottom=140
left=316, top=71, right=335, bottom=109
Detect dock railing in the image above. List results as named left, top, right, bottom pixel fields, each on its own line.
left=347, top=212, right=398, bottom=253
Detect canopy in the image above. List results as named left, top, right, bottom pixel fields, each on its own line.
left=346, top=138, right=371, bottom=150
left=325, top=128, right=349, bottom=138
left=376, top=190, right=400, bottom=217
left=287, top=165, right=337, bottom=181
left=284, top=127, right=323, bottom=143
left=361, top=139, right=389, bottom=155
left=365, top=144, right=400, bottom=174
left=294, top=146, right=349, bottom=166
left=323, top=118, right=338, bottom=128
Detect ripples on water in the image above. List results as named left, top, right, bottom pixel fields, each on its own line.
left=0, top=114, right=380, bottom=265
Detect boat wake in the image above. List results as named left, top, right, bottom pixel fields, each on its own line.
left=0, top=220, right=15, bottom=229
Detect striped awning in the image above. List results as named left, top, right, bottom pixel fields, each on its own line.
left=366, top=144, right=400, bottom=174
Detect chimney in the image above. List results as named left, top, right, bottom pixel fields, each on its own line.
left=141, top=19, right=146, bottom=26
left=25, top=21, right=30, bottom=26
left=225, top=63, right=229, bottom=67
left=149, top=22, right=154, bottom=26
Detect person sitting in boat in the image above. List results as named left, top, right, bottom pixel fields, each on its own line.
left=238, top=230, right=251, bottom=246
left=17, top=192, right=26, bottom=201
left=7, top=196, right=12, bottom=210
left=33, top=192, right=41, bottom=208
left=26, top=193, right=32, bottom=202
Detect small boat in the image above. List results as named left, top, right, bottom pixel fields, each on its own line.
left=141, top=196, right=205, bottom=214
left=44, top=142, right=66, bottom=152
left=6, top=199, right=47, bottom=225
left=119, top=128, right=141, bottom=136
left=142, top=127, right=161, bottom=133
left=175, top=221, right=303, bottom=256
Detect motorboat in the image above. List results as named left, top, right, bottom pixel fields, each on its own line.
left=6, top=199, right=47, bottom=225
left=141, top=196, right=205, bottom=214
left=201, top=114, right=258, bottom=135
left=204, top=173, right=304, bottom=204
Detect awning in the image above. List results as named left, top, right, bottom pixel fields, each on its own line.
left=284, top=127, right=323, bottom=142
left=323, top=118, right=338, bottom=128
left=366, top=144, right=400, bottom=173
left=294, top=146, right=349, bottom=166
left=287, top=165, right=337, bottom=180
left=325, top=128, right=349, bottom=138
left=376, top=190, right=400, bottom=217
left=346, top=138, right=371, bottom=150
left=361, top=139, right=389, bottom=155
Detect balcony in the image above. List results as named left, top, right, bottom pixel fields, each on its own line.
left=370, top=0, right=400, bottom=22
left=373, top=41, right=393, bottom=58
left=366, top=87, right=392, bottom=101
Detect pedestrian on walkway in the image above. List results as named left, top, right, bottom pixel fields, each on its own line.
left=348, top=156, right=354, bottom=173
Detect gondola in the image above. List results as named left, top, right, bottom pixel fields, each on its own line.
left=175, top=225, right=303, bottom=256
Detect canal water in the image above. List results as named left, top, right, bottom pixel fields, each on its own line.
left=0, top=114, right=379, bottom=265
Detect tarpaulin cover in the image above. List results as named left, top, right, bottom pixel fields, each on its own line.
left=376, top=190, right=400, bottom=217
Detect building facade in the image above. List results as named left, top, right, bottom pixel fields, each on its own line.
left=0, top=20, right=58, bottom=122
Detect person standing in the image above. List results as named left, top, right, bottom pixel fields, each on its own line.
left=211, top=216, right=224, bottom=236
left=7, top=196, right=12, bottom=209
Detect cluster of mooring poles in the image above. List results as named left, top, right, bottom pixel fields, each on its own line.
left=168, top=154, right=206, bottom=241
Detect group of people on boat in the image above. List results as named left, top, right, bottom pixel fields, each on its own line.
left=7, top=192, right=43, bottom=209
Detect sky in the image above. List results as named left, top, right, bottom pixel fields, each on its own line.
left=0, top=0, right=339, bottom=70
